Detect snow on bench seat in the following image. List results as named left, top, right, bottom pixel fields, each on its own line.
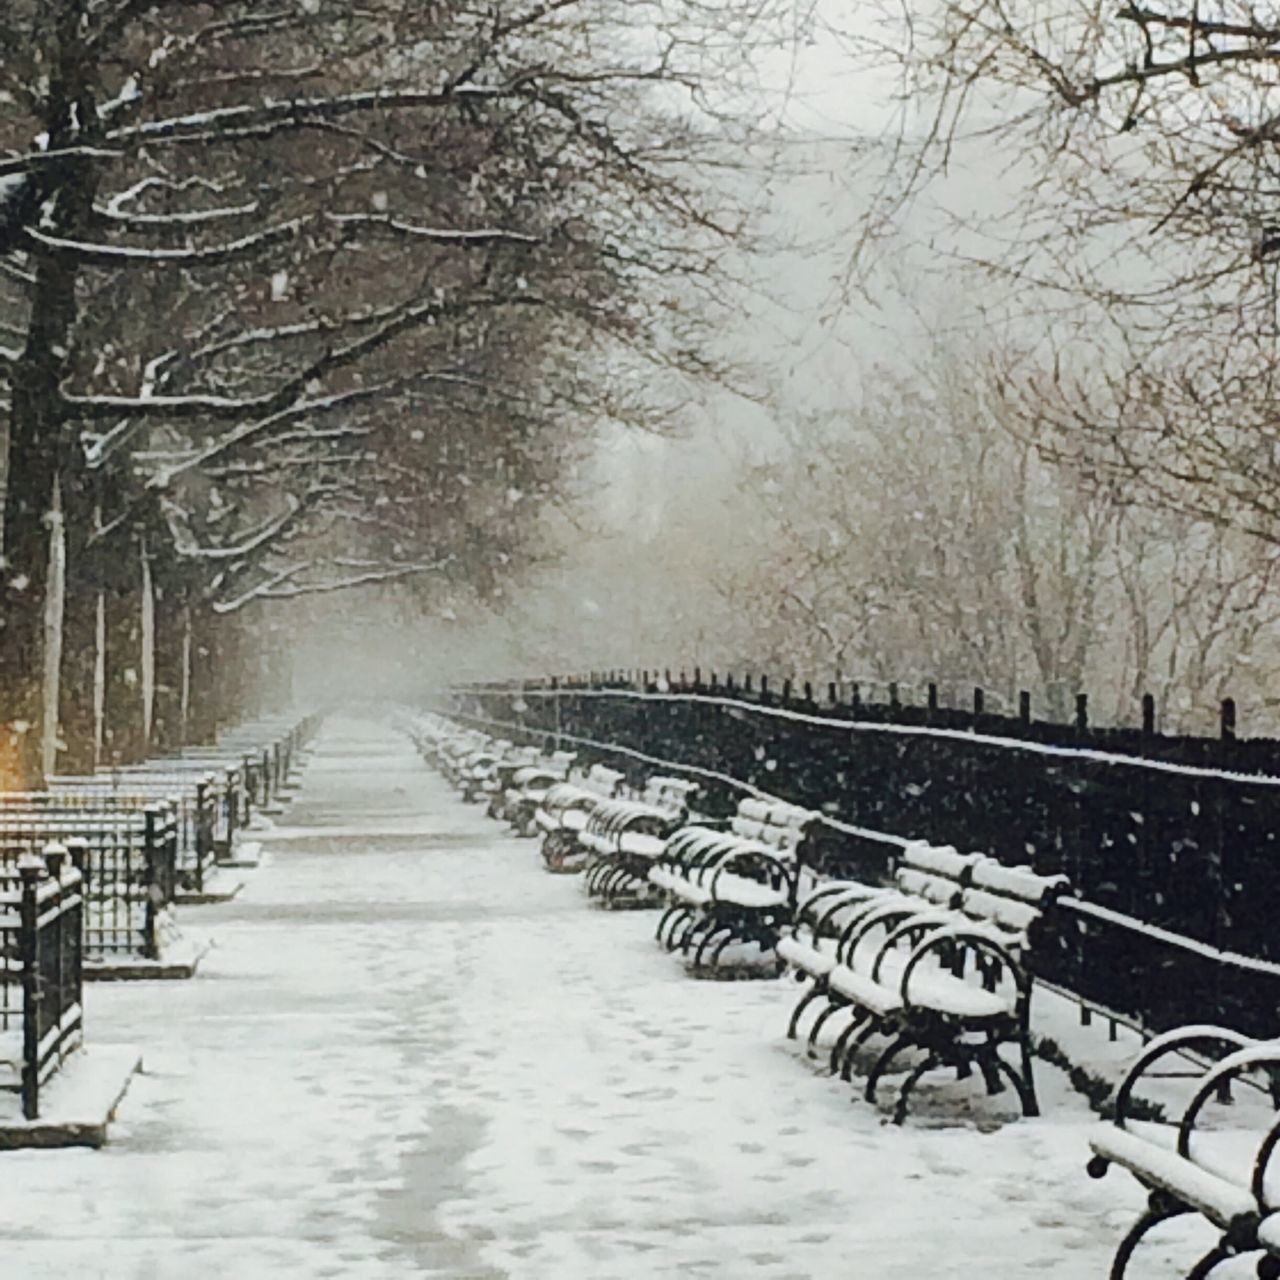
left=1087, top=1028, right=1280, bottom=1274
left=618, top=831, right=666, bottom=858
left=649, top=866, right=708, bottom=906
left=1256, top=1214, right=1280, bottom=1255
left=1088, top=1125, right=1259, bottom=1229
left=708, top=872, right=788, bottom=909
left=777, top=935, right=838, bottom=978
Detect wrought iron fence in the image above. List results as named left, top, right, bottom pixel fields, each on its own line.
left=0, top=846, right=84, bottom=1119
left=0, top=803, right=178, bottom=960
left=449, top=679, right=1280, bottom=1039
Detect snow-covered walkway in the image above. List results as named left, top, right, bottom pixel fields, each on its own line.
left=0, top=718, right=1225, bottom=1277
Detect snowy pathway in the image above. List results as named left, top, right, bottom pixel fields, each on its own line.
left=0, top=718, right=1232, bottom=1277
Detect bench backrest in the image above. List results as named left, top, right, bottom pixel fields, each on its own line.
left=578, top=764, right=624, bottom=798
left=730, top=797, right=812, bottom=855
left=640, top=775, right=700, bottom=813
left=894, top=841, right=1068, bottom=940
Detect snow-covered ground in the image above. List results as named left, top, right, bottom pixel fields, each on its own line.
left=0, top=718, right=1250, bottom=1277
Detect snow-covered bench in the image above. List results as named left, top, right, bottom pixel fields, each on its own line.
left=480, top=746, right=541, bottom=817
left=535, top=765, right=626, bottom=872
left=1087, top=1026, right=1280, bottom=1279
left=497, top=752, right=577, bottom=836
left=580, top=776, right=703, bottom=907
left=779, top=843, right=1068, bottom=1122
left=649, top=796, right=814, bottom=976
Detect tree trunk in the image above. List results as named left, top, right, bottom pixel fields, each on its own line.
left=187, top=608, right=219, bottom=746
left=57, top=484, right=105, bottom=777
left=101, top=535, right=147, bottom=767
left=57, top=571, right=101, bottom=777
left=0, top=1, right=96, bottom=788
left=151, top=574, right=188, bottom=755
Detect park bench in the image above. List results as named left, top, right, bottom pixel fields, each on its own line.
left=0, top=846, right=84, bottom=1120
left=579, top=775, right=704, bottom=907
left=648, top=796, right=814, bottom=976
left=407, top=718, right=492, bottom=789
left=425, top=727, right=486, bottom=787
left=498, top=752, right=577, bottom=835
left=481, top=746, right=542, bottom=818
left=458, top=741, right=510, bottom=803
left=0, top=800, right=179, bottom=968
left=535, top=764, right=627, bottom=871
left=777, top=841, right=1068, bottom=1121
left=1086, top=1025, right=1280, bottom=1279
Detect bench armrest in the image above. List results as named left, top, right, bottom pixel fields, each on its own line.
left=1112, top=1026, right=1261, bottom=1130
left=897, top=924, right=1029, bottom=1012
left=1177, top=1045, right=1280, bottom=1164
left=708, top=850, right=795, bottom=904
left=836, top=895, right=946, bottom=963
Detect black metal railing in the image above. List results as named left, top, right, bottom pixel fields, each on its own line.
left=0, top=802, right=178, bottom=960
left=447, top=681, right=1280, bottom=1039
left=0, top=845, right=85, bottom=1119
left=44, top=778, right=222, bottom=891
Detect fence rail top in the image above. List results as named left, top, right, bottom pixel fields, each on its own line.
left=446, top=708, right=913, bottom=850
left=473, top=687, right=1280, bottom=789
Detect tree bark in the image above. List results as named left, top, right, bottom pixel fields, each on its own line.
left=187, top=608, right=220, bottom=746
left=151, top=571, right=188, bottom=755
left=0, top=1, right=96, bottom=788
left=101, top=533, right=147, bottom=767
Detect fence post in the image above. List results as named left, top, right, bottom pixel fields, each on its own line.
left=194, top=781, right=210, bottom=892
left=19, top=854, right=43, bottom=1121
left=1075, top=693, right=1089, bottom=733
left=242, top=753, right=255, bottom=819
left=43, top=843, right=67, bottom=1082
left=851, top=682, right=861, bottom=714
left=1019, top=691, right=1031, bottom=725
left=973, top=687, right=984, bottom=721
left=828, top=681, right=837, bottom=705
left=889, top=682, right=900, bottom=713
left=143, top=808, right=160, bottom=960
left=1141, top=693, right=1156, bottom=739
left=927, top=683, right=939, bottom=716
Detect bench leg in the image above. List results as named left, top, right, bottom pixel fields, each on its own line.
left=786, top=982, right=825, bottom=1040
left=864, top=1033, right=914, bottom=1106
left=1187, top=1245, right=1233, bottom=1280
left=666, top=907, right=696, bottom=951
left=656, top=903, right=685, bottom=947
left=701, top=926, right=738, bottom=971
left=829, top=1008, right=870, bottom=1075
left=893, top=1052, right=943, bottom=1125
left=806, top=1001, right=846, bottom=1058
left=839, top=1017, right=882, bottom=1081
left=1106, top=1195, right=1192, bottom=1280
left=678, top=914, right=716, bottom=956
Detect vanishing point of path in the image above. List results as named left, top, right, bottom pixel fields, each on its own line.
left=0, top=718, right=1170, bottom=1278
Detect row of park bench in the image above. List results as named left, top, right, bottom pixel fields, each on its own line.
left=0, top=713, right=320, bottom=1123
left=406, top=709, right=1280, bottom=1280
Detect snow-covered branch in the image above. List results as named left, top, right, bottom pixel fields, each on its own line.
left=162, top=495, right=302, bottom=561
left=27, top=218, right=304, bottom=265
left=212, top=557, right=455, bottom=613
left=324, top=213, right=538, bottom=247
